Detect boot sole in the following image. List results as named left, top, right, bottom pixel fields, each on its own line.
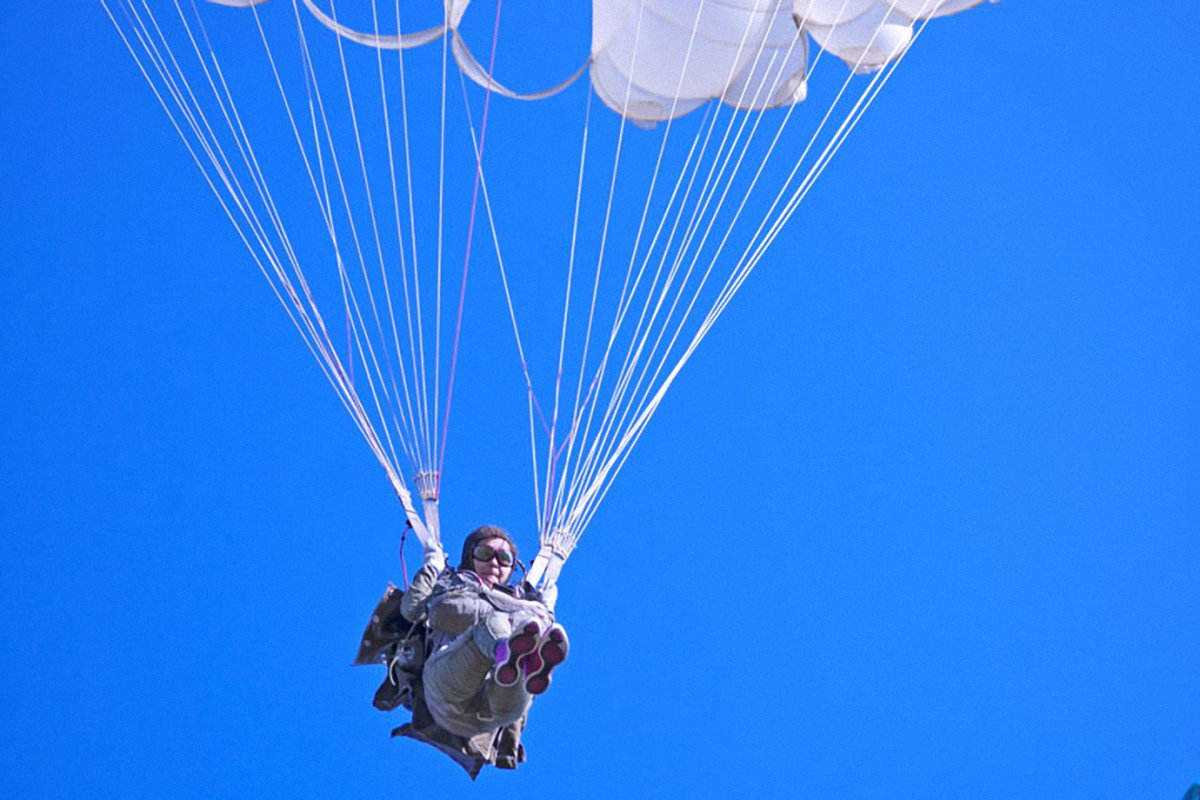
left=495, top=620, right=542, bottom=687
left=524, top=626, right=568, bottom=695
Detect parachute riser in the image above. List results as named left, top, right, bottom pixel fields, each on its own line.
left=391, top=471, right=443, bottom=567
left=526, top=528, right=574, bottom=610
left=412, top=471, right=443, bottom=555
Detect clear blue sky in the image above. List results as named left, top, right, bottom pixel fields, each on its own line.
left=1, top=2, right=1196, bottom=798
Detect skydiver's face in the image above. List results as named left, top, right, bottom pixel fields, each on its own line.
left=472, top=536, right=514, bottom=589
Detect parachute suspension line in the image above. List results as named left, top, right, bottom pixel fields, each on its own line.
left=109, top=2, right=436, bottom=543
left=230, top=4, right=412, bottom=476
left=266, top=6, right=375, bottom=400
left=557, top=108, right=714, bottom=532
left=436, top=0, right=506, bottom=493
left=433, top=1, right=450, bottom=474
left=321, top=0, right=424, bottom=477
left=103, top=0, right=327, bottom=391
left=565, top=6, right=911, bottom=537
left=570, top=85, right=800, bottom=533
left=566, top=76, right=734, bottom=513
left=300, top=11, right=407, bottom=466
left=573, top=14, right=932, bottom=536
left=714, top=8, right=909, bottom=321
left=711, top=3, right=892, bottom=288
left=289, top=0, right=446, bottom=479
left=287, top=4, right=414, bottom=472
left=555, top=0, right=735, bottom=543
left=386, top=0, right=433, bottom=476
left=453, top=65, right=563, bottom=530
left=291, top=3, right=422, bottom=476
left=290, top=7, right=369, bottom=416
left=545, top=94, right=608, bottom=532
left=546, top=90, right=604, bottom=493
left=575, top=115, right=844, bottom=537
left=570, top=84, right=895, bottom=538
left=618, top=18, right=809, bottom=454
left=287, top=0, right=434, bottom=536
left=725, top=14, right=933, bottom=321
left=677, top=35, right=822, bottom=301
left=364, top=0, right=434, bottom=478
left=567, top=22, right=733, bottom=538
left=292, top=5, right=426, bottom=480
left=121, top=1, right=421, bottom=496
left=547, top=0, right=710, bottom=537
left=345, top=306, right=355, bottom=384
left=602, top=26, right=807, bottom=452
left=558, top=2, right=767, bottom=534
left=163, top=0, right=380, bottom=457
left=266, top=4, right=412, bottom=482
left=616, top=105, right=800, bottom=455
left=558, top=94, right=719, bottom=525
left=531, top=0, right=649, bottom=548
left=113, top=0, right=962, bottom=568
left=537, top=70, right=599, bottom=538
left=539, top=22, right=640, bottom=539
left=446, top=47, right=576, bottom=532
left=280, top=2, right=425, bottom=479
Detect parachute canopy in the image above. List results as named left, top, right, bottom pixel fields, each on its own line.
left=217, top=0, right=985, bottom=120
left=104, top=0, right=988, bottom=594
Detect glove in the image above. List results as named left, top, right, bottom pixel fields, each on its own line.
left=422, top=542, right=446, bottom=573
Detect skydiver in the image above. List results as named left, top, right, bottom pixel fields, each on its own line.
left=357, top=524, right=568, bottom=776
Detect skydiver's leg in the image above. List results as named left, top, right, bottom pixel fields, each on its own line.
left=481, top=614, right=538, bottom=726
left=485, top=672, right=533, bottom=724
left=423, top=612, right=516, bottom=737
left=423, top=614, right=506, bottom=736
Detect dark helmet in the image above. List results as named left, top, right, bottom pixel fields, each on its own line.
left=458, top=524, right=519, bottom=571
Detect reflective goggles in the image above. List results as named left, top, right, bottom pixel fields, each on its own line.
left=472, top=543, right=514, bottom=567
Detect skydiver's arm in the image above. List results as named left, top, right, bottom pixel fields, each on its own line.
left=399, top=560, right=440, bottom=622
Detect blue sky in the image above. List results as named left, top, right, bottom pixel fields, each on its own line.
left=1, top=2, right=1197, bottom=798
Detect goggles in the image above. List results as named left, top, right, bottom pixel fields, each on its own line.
left=472, top=543, right=514, bottom=567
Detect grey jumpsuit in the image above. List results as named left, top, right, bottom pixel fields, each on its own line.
left=400, top=564, right=554, bottom=739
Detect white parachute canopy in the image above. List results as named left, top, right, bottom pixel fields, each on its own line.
left=795, top=0, right=986, bottom=73
left=104, top=0, right=988, bottom=597
left=590, top=0, right=810, bottom=124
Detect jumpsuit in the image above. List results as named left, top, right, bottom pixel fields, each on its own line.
left=400, top=564, right=554, bottom=738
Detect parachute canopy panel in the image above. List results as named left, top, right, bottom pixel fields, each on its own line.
left=590, top=0, right=809, bottom=124
left=795, top=0, right=988, bottom=73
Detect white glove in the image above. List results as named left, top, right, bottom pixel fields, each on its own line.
left=406, top=514, right=446, bottom=573
left=422, top=543, right=446, bottom=573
